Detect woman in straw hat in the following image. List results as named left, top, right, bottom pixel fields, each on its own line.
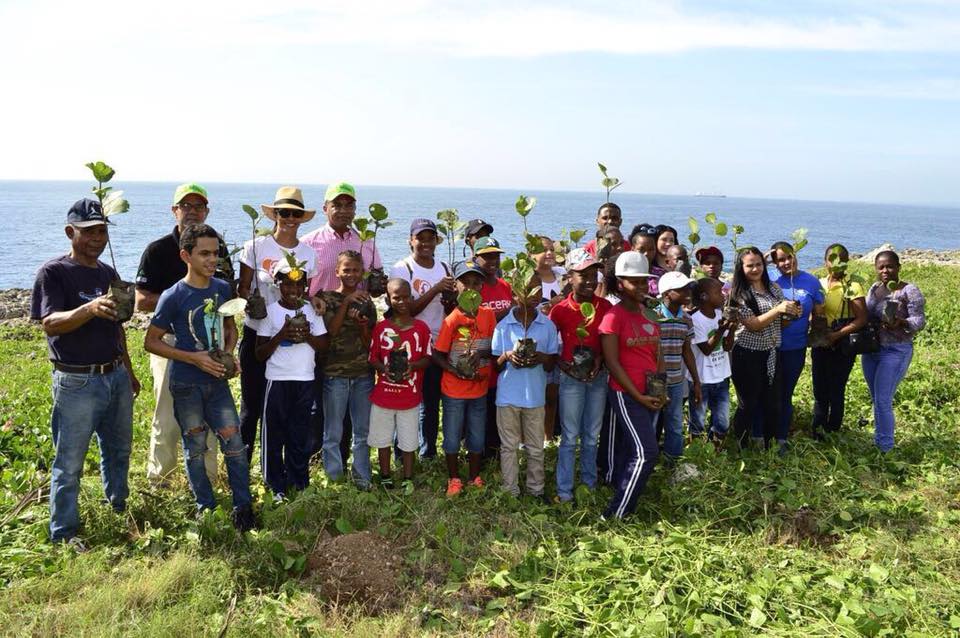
left=237, top=187, right=318, bottom=467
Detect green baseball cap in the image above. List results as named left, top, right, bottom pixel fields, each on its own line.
left=474, top=236, right=504, bottom=255
left=324, top=181, right=356, bottom=202
left=173, top=183, right=208, bottom=204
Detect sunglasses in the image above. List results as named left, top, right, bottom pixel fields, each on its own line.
left=277, top=209, right=305, bottom=219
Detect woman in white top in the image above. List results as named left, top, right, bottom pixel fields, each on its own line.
left=237, top=187, right=318, bottom=465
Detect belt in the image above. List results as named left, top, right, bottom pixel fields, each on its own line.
left=53, top=358, right=123, bottom=375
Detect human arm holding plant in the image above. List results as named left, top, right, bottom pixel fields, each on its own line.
left=325, top=291, right=370, bottom=337
left=739, top=299, right=794, bottom=332
left=144, top=325, right=228, bottom=378
left=41, top=295, right=119, bottom=336
left=254, top=316, right=299, bottom=362
left=600, top=333, right=665, bottom=410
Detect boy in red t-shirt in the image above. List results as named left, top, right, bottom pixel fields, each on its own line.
left=548, top=251, right=613, bottom=502
left=598, top=251, right=666, bottom=520
left=368, top=279, right=432, bottom=488
left=432, top=262, right=496, bottom=497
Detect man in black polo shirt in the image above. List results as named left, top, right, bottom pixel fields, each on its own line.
left=31, top=199, right=140, bottom=547
left=135, top=183, right=229, bottom=485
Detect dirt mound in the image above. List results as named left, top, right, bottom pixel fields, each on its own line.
left=766, top=506, right=838, bottom=548
left=305, top=530, right=404, bottom=613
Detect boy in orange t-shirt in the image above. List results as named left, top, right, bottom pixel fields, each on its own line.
left=432, top=261, right=496, bottom=496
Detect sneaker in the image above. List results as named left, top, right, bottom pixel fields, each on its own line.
left=777, top=441, right=790, bottom=457
left=64, top=537, right=89, bottom=553
left=468, top=476, right=485, bottom=489
left=231, top=505, right=257, bottom=532
left=380, top=476, right=395, bottom=490
left=446, top=478, right=464, bottom=497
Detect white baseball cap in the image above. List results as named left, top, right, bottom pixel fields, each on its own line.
left=614, top=251, right=655, bottom=278
left=658, top=271, right=696, bottom=294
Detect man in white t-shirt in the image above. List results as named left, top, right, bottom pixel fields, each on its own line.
left=389, top=218, right=455, bottom=458
left=687, top=277, right=736, bottom=441
left=254, top=259, right=328, bottom=497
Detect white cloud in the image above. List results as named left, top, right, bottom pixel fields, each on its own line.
left=801, top=78, right=960, bottom=101
left=3, top=0, right=960, bottom=57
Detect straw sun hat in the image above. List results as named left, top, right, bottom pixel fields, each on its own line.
left=261, top=186, right=316, bottom=222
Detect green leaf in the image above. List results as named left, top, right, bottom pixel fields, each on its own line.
left=335, top=518, right=354, bottom=534
left=217, top=298, right=247, bottom=315
left=733, top=225, right=745, bottom=234
left=575, top=327, right=589, bottom=339
left=748, top=608, right=767, bottom=628
left=491, top=571, right=510, bottom=589
left=688, top=216, right=700, bottom=234
left=714, top=222, right=728, bottom=236
left=795, top=239, right=808, bottom=253
left=580, top=301, right=595, bottom=320
left=688, top=232, right=700, bottom=246
left=368, top=202, right=388, bottom=221
left=597, top=162, right=608, bottom=176
left=242, top=204, right=259, bottom=220
left=515, top=194, right=537, bottom=216
left=102, top=190, right=129, bottom=216
left=868, top=563, right=889, bottom=583
left=838, top=510, right=853, bottom=522
left=354, top=218, right=369, bottom=233
left=704, top=212, right=717, bottom=225
left=601, top=177, right=620, bottom=189
left=457, top=290, right=482, bottom=314
left=85, top=160, right=115, bottom=184
left=501, top=256, right=515, bottom=272
left=825, top=575, right=845, bottom=590
left=570, top=229, right=586, bottom=244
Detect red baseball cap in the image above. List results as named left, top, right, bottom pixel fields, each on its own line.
left=695, top=246, right=724, bottom=264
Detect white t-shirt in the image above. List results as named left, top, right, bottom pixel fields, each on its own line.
left=389, top=256, right=450, bottom=340
left=690, top=309, right=732, bottom=384
left=257, top=302, right=327, bottom=381
left=240, top=236, right=317, bottom=331
left=540, top=266, right=567, bottom=301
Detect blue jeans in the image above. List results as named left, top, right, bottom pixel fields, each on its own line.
left=862, top=343, right=913, bottom=452
left=688, top=378, right=731, bottom=438
left=49, top=366, right=133, bottom=542
left=556, top=370, right=608, bottom=500
left=661, top=381, right=687, bottom=458
left=322, top=374, right=374, bottom=486
left=441, top=395, right=486, bottom=455
left=170, top=380, right=251, bottom=510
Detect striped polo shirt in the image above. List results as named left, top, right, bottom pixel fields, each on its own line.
left=301, top=223, right=382, bottom=296
left=657, top=303, right=694, bottom=386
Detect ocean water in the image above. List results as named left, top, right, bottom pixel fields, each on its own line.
left=3, top=180, right=958, bottom=290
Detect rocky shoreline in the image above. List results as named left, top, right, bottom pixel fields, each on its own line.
left=3, top=246, right=958, bottom=325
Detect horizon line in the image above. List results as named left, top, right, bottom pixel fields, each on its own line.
left=1, top=177, right=957, bottom=212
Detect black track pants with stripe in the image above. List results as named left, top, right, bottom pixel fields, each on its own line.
left=603, top=389, right=658, bottom=519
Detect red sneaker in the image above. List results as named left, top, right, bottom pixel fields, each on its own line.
left=446, top=478, right=464, bottom=497
left=468, top=476, right=485, bottom=489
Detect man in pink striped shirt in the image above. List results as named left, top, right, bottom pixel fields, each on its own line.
left=302, top=182, right=382, bottom=297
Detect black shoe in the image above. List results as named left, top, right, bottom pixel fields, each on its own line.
left=231, top=505, right=257, bottom=532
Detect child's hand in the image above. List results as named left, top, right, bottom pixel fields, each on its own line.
left=505, top=350, right=527, bottom=368
left=346, top=290, right=371, bottom=306
left=191, top=351, right=226, bottom=378
left=310, top=296, right=327, bottom=315
left=639, top=394, right=666, bottom=411
left=347, top=307, right=369, bottom=326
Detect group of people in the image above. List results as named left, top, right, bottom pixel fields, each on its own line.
left=31, top=182, right=927, bottom=546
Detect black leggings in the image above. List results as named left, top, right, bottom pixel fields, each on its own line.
left=731, top=346, right=782, bottom=447
left=811, top=346, right=857, bottom=432
left=238, top=325, right=266, bottom=463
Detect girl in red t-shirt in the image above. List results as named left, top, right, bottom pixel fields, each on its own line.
left=598, top=251, right=665, bottom=520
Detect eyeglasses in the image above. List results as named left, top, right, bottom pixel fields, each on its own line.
left=177, top=203, right=208, bottom=213
left=277, top=209, right=305, bottom=219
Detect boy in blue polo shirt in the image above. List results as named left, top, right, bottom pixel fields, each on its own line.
left=492, top=275, right=559, bottom=499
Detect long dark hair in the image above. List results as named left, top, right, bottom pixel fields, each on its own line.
left=730, top=246, right=771, bottom=306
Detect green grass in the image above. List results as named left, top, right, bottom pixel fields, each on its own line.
left=1, top=263, right=959, bottom=636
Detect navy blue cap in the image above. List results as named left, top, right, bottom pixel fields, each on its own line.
left=66, top=198, right=110, bottom=228
left=453, top=260, right=485, bottom=280
left=409, top=218, right=437, bottom=236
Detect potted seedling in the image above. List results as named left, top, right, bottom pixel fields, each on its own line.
left=882, top=279, right=901, bottom=325
left=499, top=195, right=544, bottom=365
left=241, top=204, right=268, bottom=320
left=200, top=295, right=247, bottom=378
left=382, top=329, right=409, bottom=383
left=453, top=289, right=482, bottom=378
left=687, top=216, right=704, bottom=277
left=645, top=342, right=668, bottom=403
left=598, top=162, right=622, bottom=202
left=353, top=202, right=392, bottom=296
left=85, top=161, right=134, bottom=322
left=436, top=208, right=466, bottom=308
left=704, top=212, right=743, bottom=323
left=569, top=301, right=597, bottom=380
left=278, top=251, right=311, bottom=341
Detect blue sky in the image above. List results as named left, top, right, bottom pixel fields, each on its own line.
left=1, top=0, right=958, bottom=205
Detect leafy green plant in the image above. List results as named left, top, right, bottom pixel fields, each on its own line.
left=704, top=211, right=745, bottom=255
left=353, top=203, right=392, bottom=295
left=500, top=195, right=545, bottom=360
left=553, top=227, right=588, bottom=265
left=241, top=204, right=269, bottom=319
left=85, top=161, right=135, bottom=321
left=568, top=301, right=597, bottom=379
left=454, top=290, right=483, bottom=377
left=598, top=162, right=622, bottom=202
left=436, top=208, right=466, bottom=264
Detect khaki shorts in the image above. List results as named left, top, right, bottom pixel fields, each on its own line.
left=367, top=404, right=420, bottom=452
